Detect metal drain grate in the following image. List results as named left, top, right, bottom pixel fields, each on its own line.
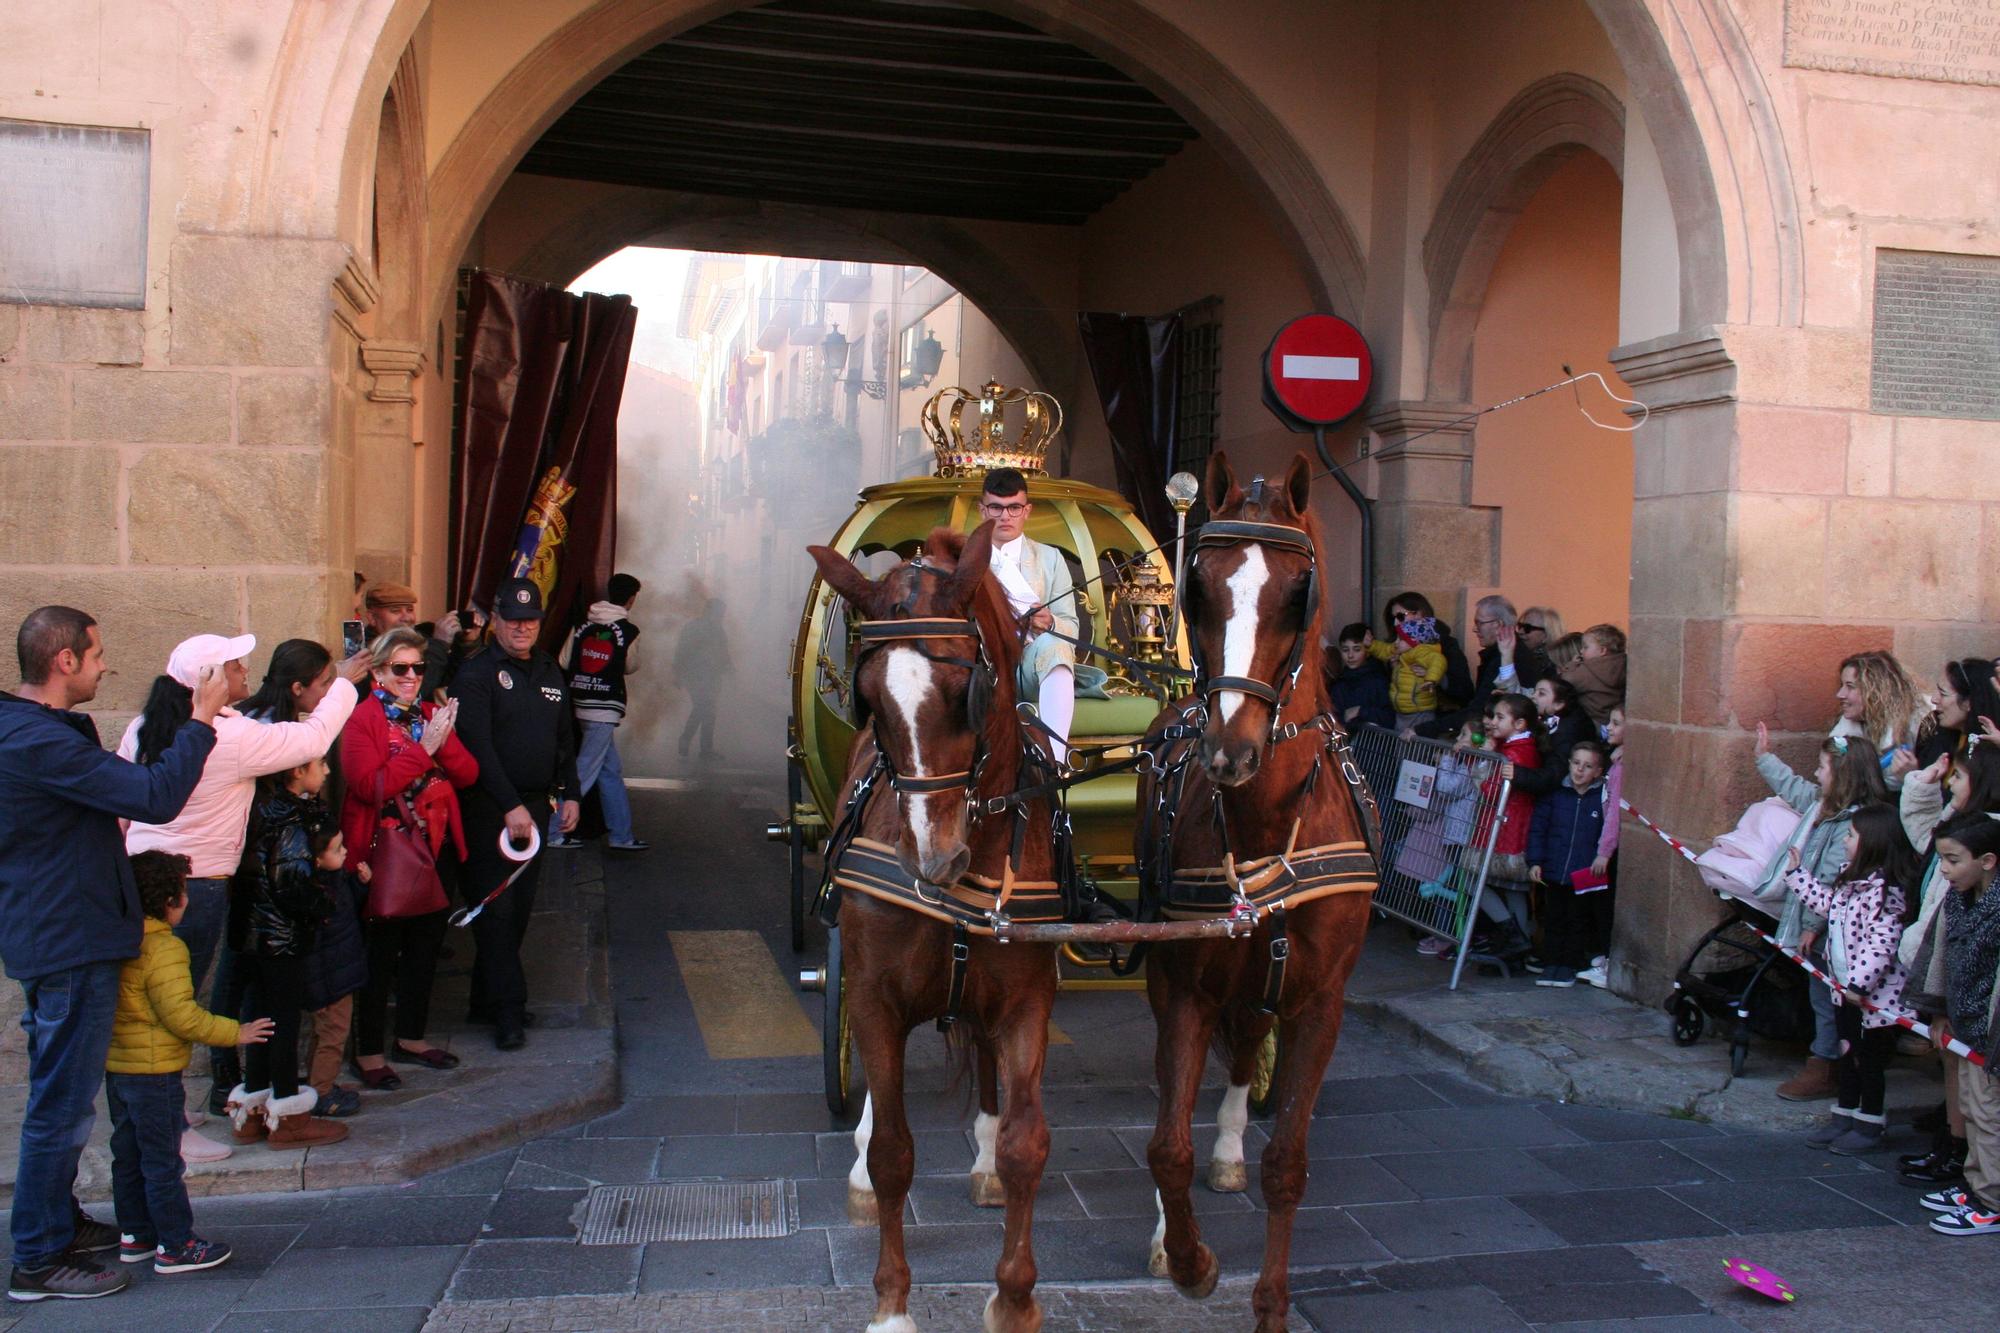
left=577, top=1180, right=797, bottom=1244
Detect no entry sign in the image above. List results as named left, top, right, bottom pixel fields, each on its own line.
left=1262, top=313, right=1373, bottom=428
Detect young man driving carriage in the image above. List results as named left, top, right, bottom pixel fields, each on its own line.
left=977, top=467, right=1103, bottom=763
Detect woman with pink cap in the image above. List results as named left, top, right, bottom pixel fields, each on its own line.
left=116, top=632, right=369, bottom=1160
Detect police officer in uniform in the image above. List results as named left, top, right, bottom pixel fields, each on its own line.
left=450, top=578, right=579, bottom=1050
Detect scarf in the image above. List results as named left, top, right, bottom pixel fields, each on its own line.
left=372, top=687, right=425, bottom=743
left=990, top=535, right=1039, bottom=620
left=1943, top=876, right=2000, bottom=1053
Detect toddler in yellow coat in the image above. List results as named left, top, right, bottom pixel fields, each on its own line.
left=1367, top=613, right=1448, bottom=733
left=104, top=852, right=271, bottom=1276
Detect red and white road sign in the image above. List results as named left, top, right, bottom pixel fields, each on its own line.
left=1263, top=314, right=1373, bottom=426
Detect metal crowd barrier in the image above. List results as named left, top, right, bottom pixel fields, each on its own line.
left=1348, top=724, right=1513, bottom=990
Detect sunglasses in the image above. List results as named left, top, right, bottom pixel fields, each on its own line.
left=381, top=662, right=422, bottom=678
left=1392, top=610, right=1411, bottom=622
left=1519, top=622, right=1544, bottom=634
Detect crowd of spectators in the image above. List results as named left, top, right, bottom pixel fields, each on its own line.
left=1328, top=600, right=2000, bottom=1238
left=0, top=574, right=648, bottom=1299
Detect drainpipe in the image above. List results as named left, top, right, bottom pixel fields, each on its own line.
left=1313, top=425, right=1373, bottom=620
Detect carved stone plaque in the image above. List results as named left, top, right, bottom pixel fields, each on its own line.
left=0, top=121, right=150, bottom=308
left=1785, top=0, right=2000, bottom=87
left=1871, top=250, right=2000, bottom=421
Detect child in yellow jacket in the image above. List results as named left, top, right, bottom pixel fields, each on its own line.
left=1368, top=613, right=1447, bottom=732
left=105, top=852, right=271, bottom=1276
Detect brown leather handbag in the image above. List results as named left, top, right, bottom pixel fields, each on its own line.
left=363, top=774, right=449, bottom=921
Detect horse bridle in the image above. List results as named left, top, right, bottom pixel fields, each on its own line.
left=849, top=557, right=1001, bottom=802
left=1187, top=515, right=1321, bottom=743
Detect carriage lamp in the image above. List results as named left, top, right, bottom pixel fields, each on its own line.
left=1118, top=565, right=1174, bottom=669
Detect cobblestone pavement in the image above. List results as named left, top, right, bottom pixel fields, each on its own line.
left=2, top=770, right=1993, bottom=1332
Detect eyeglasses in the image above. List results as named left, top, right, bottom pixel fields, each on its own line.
left=980, top=501, right=1029, bottom=517
left=383, top=662, right=422, bottom=677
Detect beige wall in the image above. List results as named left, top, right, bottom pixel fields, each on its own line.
left=1468, top=152, right=1634, bottom=630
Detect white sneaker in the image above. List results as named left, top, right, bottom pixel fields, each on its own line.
left=1577, top=965, right=1609, bottom=989
left=180, top=1128, right=232, bottom=1164
left=1589, top=955, right=1608, bottom=971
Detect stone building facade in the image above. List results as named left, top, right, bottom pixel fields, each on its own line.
left=1, top=0, right=1996, bottom=1000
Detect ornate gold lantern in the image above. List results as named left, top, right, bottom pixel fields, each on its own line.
left=921, top=379, right=1064, bottom=477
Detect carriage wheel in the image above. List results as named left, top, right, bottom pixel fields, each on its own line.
left=822, top=927, right=857, bottom=1119
left=1248, top=1026, right=1281, bottom=1116
left=787, top=755, right=807, bottom=954
left=1669, top=995, right=1705, bottom=1047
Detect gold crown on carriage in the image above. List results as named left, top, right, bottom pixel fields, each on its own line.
left=921, top=379, right=1064, bottom=478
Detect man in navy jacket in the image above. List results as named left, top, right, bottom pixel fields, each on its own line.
left=0, top=606, right=225, bottom=1302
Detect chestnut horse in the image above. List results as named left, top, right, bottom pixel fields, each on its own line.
left=1136, top=451, right=1377, bottom=1332
left=808, top=524, right=1060, bottom=1333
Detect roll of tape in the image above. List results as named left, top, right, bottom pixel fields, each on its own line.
left=499, top=825, right=541, bottom=863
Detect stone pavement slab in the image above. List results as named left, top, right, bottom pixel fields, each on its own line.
left=1346, top=931, right=1944, bottom=1132
left=1636, top=1224, right=1998, bottom=1331
left=418, top=1279, right=1280, bottom=1332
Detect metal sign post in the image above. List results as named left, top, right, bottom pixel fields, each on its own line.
left=1261, top=313, right=1376, bottom=618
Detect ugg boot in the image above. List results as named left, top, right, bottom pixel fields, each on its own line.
left=1775, top=1056, right=1837, bottom=1102
left=264, top=1089, right=348, bottom=1150
left=224, top=1086, right=271, bottom=1144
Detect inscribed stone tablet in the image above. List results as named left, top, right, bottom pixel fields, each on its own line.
left=0, top=121, right=150, bottom=309
left=1785, top=0, right=2000, bottom=87
left=1871, top=250, right=2000, bottom=421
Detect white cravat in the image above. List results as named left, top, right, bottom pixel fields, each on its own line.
left=991, top=534, right=1038, bottom=619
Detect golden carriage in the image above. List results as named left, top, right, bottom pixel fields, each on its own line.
left=776, top=381, right=1197, bottom=1113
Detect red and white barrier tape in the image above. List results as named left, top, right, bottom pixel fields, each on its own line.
left=1618, top=797, right=1988, bottom=1069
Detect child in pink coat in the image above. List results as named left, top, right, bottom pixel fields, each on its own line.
left=1784, top=802, right=1920, bottom=1156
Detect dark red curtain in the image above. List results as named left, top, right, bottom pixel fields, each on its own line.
left=1078, top=312, right=1181, bottom=542
left=453, top=270, right=637, bottom=650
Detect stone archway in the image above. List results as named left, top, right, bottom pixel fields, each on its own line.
left=1422, top=74, right=1625, bottom=404
left=415, top=0, right=1369, bottom=334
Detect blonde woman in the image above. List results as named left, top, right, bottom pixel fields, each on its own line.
left=1518, top=606, right=1565, bottom=659
left=1839, top=650, right=1930, bottom=789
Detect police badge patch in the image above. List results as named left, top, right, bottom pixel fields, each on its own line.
left=497, top=669, right=514, bottom=690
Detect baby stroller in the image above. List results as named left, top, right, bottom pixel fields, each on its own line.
left=1666, top=902, right=1815, bottom=1076
left=1664, top=797, right=1817, bottom=1075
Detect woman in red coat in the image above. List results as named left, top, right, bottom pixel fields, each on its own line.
left=339, top=627, right=477, bottom=1090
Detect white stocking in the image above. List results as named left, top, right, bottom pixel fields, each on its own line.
left=1037, top=665, right=1074, bottom=763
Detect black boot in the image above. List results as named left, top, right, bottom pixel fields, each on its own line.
left=1899, top=1135, right=1968, bottom=1186
left=206, top=1051, right=241, bottom=1116
left=1899, top=1121, right=1949, bottom=1170
left=1492, top=920, right=1533, bottom=960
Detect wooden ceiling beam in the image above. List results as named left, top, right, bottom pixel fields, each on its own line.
left=536, top=111, right=1174, bottom=167
left=570, top=82, right=1192, bottom=143
left=513, top=164, right=1093, bottom=224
